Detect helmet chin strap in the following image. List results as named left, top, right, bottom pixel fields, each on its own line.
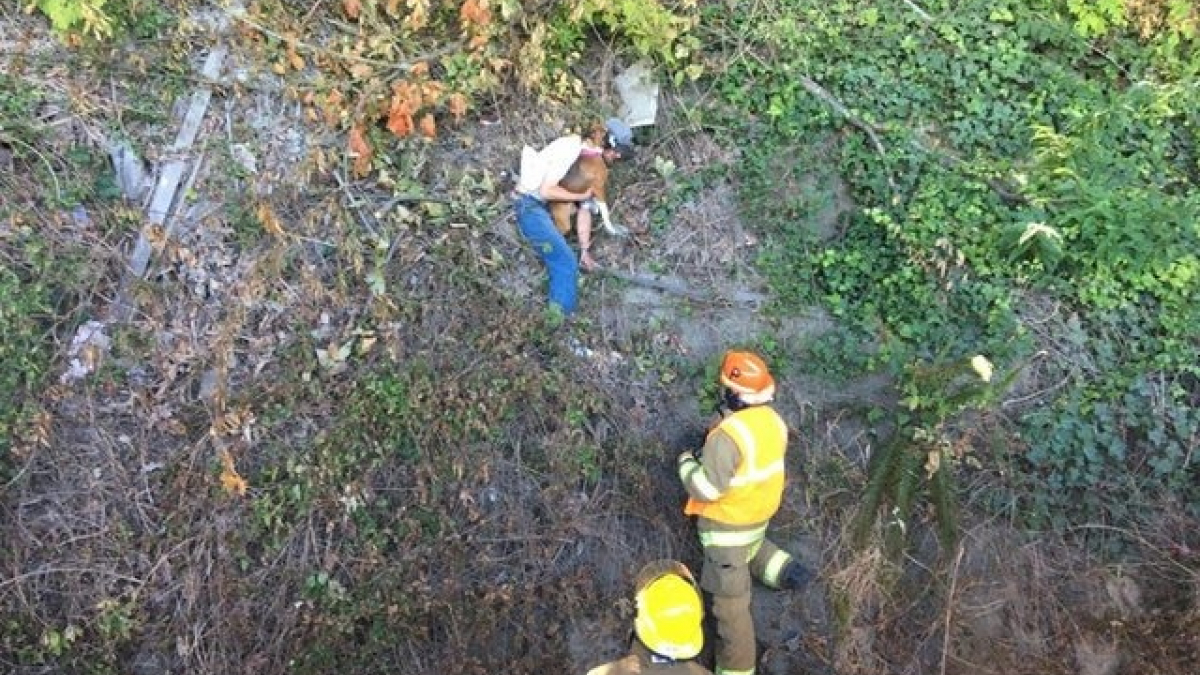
left=718, top=387, right=749, bottom=415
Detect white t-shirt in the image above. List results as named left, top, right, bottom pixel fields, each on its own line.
left=515, top=135, right=583, bottom=198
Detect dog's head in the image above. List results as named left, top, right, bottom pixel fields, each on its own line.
left=585, top=121, right=609, bottom=148
left=585, top=119, right=635, bottom=160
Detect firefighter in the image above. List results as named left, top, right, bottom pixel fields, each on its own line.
left=585, top=560, right=713, bottom=675
left=676, top=351, right=813, bottom=675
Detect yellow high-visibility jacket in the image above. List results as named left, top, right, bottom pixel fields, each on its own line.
left=680, top=405, right=787, bottom=527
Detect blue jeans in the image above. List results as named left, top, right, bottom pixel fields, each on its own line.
left=514, top=193, right=578, bottom=314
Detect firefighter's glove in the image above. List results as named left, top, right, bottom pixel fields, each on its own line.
left=677, top=449, right=699, bottom=466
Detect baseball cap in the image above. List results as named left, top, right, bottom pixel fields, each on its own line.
left=604, top=117, right=635, bottom=159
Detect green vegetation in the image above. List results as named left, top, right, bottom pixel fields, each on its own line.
left=700, top=0, right=1199, bottom=544
left=0, top=74, right=110, bottom=476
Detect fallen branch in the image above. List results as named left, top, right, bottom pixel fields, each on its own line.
left=796, top=73, right=1026, bottom=206
left=797, top=75, right=899, bottom=196
left=594, top=266, right=767, bottom=306
left=902, top=0, right=934, bottom=23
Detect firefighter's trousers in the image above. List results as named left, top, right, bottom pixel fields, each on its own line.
left=698, top=534, right=794, bottom=675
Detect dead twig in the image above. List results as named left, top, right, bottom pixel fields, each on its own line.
left=902, top=0, right=934, bottom=23
left=227, top=7, right=464, bottom=74
left=940, top=544, right=965, bottom=675
left=0, top=566, right=144, bottom=592
left=795, top=74, right=899, bottom=197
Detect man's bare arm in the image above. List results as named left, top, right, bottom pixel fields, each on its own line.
left=539, top=179, right=591, bottom=202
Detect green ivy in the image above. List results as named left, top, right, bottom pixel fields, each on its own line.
left=702, top=0, right=1200, bottom=534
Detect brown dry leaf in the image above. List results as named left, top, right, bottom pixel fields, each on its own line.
left=924, top=448, right=941, bottom=479
left=385, top=0, right=402, bottom=16
left=219, top=449, right=249, bottom=497
left=396, top=80, right=423, bottom=108
left=418, top=113, right=437, bottom=139
left=349, top=124, right=373, bottom=177
left=287, top=43, right=305, bottom=71
left=487, top=57, right=511, bottom=74
left=323, top=89, right=345, bottom=126
left=144, top=223, right=167, bottom=248
left=420, top=80, right=445, bottom=105
left=29, top=410, right=52, bottom=448
left=405, top=0, right=430, bottom=30
left=256, top=203, right=286, bottom=236
left=410, top=61, right=430, bottom=77
left=447, top=92, right=468, bottom=122
left=343, top=0, right=361, bottom=19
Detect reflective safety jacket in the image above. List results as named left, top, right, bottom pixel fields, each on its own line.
left=679, top=405, right=787, bottom=527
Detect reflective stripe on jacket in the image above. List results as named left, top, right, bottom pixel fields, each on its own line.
left=683, top=405, right=787, bottom=525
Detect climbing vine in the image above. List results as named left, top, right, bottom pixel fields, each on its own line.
left=704, top=0, right=1200, bottom=541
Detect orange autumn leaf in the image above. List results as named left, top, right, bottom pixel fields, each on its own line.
left=447, top=92, right=468, bottom=122
left=387, top=108, right=414, bottom=137
left=410, top=61, right=430, bottom=78
left=349, top=124, right=373, bottom=177
left=218, top=449, right=249, bottom=497
left=343, top=0, right=361, bottom=19
left=418, top=113, right=437, bottom=138
left=387, top=100, right=415, bottom=137
left=386, top=81, right=422, bottom=138
left=460, top=0, right=492, bottom=50
left=460, top=0, right=491, bottom=28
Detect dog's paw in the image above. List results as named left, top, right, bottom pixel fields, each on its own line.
left=606, top=223, right=631, bottom=237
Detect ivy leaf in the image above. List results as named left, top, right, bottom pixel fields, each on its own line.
left=32, top=0, right=83, bottom=33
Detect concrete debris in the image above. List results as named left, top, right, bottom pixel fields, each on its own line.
left=109, top=140, right=150, bottom=202
left=61, top=320, right=111, bottom=384
left=614, top=60, right=659, bottom=128
left=230, top=143, right=258, bottom=175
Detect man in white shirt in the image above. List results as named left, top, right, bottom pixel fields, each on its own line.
left=513, top=119, right=633, bottom=316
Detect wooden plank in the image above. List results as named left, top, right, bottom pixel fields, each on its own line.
left=111, top=45, right=227, bottom=322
